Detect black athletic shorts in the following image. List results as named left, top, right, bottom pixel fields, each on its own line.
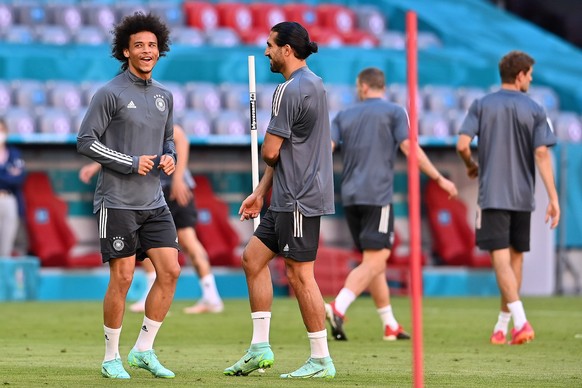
left=475, top=208, right=531, bottom=252
left=254, top=209, right=321, bottom=262
left=163, top=186, right=198, bottom=229
left=344, top=204, right=395, bottom=251
left=97, top=204, right=179, bottom=262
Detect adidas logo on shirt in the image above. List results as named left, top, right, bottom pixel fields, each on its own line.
left=283, top=244, right=290, bottom=252
left=127, top=101, right=137, bottom=109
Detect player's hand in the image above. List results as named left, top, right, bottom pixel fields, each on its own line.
left=239, top=193, right=263, bottom=221
left=79, top=162, right=101, bottom=183
left=545, top=200, right=560, bottom=229
left=170, top=177, right=192, bottom=207
left=158, top=154, right=175, bottom=175
left=466, top=161, right=479, bottom=179
left=137, top=154, right=157, bottom=176
left=437, top=176, right=458, bottom=199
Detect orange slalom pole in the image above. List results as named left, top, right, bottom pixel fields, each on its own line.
left=406, top=10, right=424, bottom=388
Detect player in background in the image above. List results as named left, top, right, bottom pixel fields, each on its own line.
left=79, top=124, right=224, bottom=315
left=325, top=67, right=458, bottom=341
left=457, top=50, right=559, bottom=345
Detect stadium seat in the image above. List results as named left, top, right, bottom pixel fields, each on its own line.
left=424, top=178, right=490, bottom=267
left=46, top=81, right=83, bottom=113
left=448, top=109, right=468, bottom=135
left=220, top=83, right=249, bottom=111
left=282, top=4, right=317, bottom=28
left=193, top=175, right=241, bottom=267
left=213, top=110, right=247, bottom=136
left=4, top=108, right=35, bottom=135
left=248, top=3, right=285, bottom=32
left=419, top=111, right=451, bottom=138
left=81, top=3, right=116, bottom=33
left=215, top=2, right=252, bottom=34
left=23, top=172, right=102, bottom=268
left=114, top=3, right=148, bottom=21
left=205, top=27, right=240, bottom=47
left=71, top=107, right=88, bottom=133
left=186, top=82, right=222, bottom=114
left=80, top=81, right=106, bottom=107
left=4, top=25, right=35, bottom=44
left=529, top=85, right=560, bottom=112
left=353, top=5, right=386, bottom=36
left=378, top=31, right=405, bottom=49
left=316, top=4, right=356, bottom=34
left=171, top=26, right=205, bottom=46
left=12, top=80, right=47, bottom=108
left=148, top=1, right=184, bottom=27
left=0, top=81, right=12, bottom=111
left=0, top=3, right=14, bottom=34
left=253, top=108, right=271, bottom=137
left=326, top=84, right=356, bottom=111
left=163, top=81, right=187, bottom=116
left=307, top=26, right=343, bottom=47
left=456, top=87, right=486, bottom=111
left=341, top=29, right=378, bottom=47
left=551, top=111, right=582, bottom=142
left=12, top=2, right=46, bottom=25
left=73, top=26, right=107, bottom=45
left=238, top=28, right=269, bottom=46
left=36, top=107, right=73, bottom=135
left=423, top=85, right=459, bottom=112
left=183, top=1, right=218, bottom=31
left=388, top=83, right=423, bottom=113
left=46, top=3, right=83, bottom=32
left=180, top=109, right=212, bottom=137
left=36, top=25, right=72, bottom=45
left=256, top=83, right=277, bottom=110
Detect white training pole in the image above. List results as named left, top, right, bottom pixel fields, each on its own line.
left=248, top=55, right=260, bottom=230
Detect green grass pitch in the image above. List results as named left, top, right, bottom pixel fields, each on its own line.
left=1, top=296, right=581, bottom=387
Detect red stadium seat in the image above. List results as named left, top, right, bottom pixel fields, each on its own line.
left=238, top=28, right=270, bottom=46
left=316, top=4, right=356, bottom=34
left=183, top=1, right=218, bottom=31
left=282, top=4, right=317, bottom=27
left=215, top=2, right=252, bottom=34
left=341, top=29, right=379, bottom=48
left=23, top=172, right=102, bottom=268
left=248, top=2, right=285, bottom=32
left=307, top=26, right=343, bottom=47
left=193, top=175, right=241, bottom=267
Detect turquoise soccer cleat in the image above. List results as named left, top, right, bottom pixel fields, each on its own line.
left=280, top=356, right=336, bottom=379
left=223, top=343, right=274, bottom=376
left=101, top=358, right=130, bottom=379
left=127, top=349, right=175, bottom=378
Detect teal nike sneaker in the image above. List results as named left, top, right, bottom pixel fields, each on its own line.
left=280, top=356, right=336, bottom=379
left=224, top=343, right=274, bottom=376
left=101, top=358, right=130, bottom=379
left=127, top=349, right=175, bottom=378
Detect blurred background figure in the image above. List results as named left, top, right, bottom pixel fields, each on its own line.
left=0, top=118, right=26, bottom=257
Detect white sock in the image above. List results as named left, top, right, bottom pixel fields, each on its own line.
left=308, top=329, right=330, bottom=359
left=134, top=316, right=162, bottom=352
left=507, top=300, right=527, bottom=331
left=250, top=311, right=271, bottom=345
left=334, top=288, right=356, bottom=316
left=494, top=311, right=512, bottom=335
left=200, top=274, right=222, bottom=305
left=103, top=325, right=122, bottom=362
left=377, top=305, right=399, bottom=330
left=138, top=272, right=156, bottom=303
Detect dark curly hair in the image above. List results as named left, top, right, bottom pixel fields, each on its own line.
left=111, top=12, right=171, bottom=71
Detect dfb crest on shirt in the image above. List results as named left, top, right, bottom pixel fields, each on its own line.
left=154, top=94, right=166, bottom=112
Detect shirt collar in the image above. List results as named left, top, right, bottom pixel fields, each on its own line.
left=125, top=69, right=153, bottom=86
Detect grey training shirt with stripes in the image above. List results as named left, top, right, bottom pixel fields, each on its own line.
left=459, top=88, right=557, bottom=211
left=77, top=70, right=176, bottom=213
left=331, top=98, right=409, bottom=207
left=266, top=66, right=335, bottom=216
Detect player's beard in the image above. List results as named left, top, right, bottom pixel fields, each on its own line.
left=269, top=58, right=282, bottom=74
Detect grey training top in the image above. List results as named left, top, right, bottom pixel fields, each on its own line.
left=459, top=89, right=556, bottom=211
left=77, top=70, right=176, bottom=213
left=331, top=98, right=409, bottom=206
left=266, top=66, right=335, bottom=216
